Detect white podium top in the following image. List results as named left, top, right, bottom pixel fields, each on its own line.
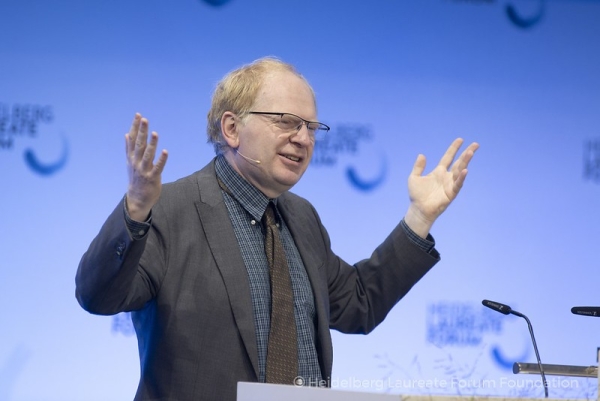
left=237, top=382, right=400, bottom=400
left=237, top=382, right=585, bottom=401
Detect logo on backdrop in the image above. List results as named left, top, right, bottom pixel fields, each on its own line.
left=0, top=103, right=68, bottom=176
left=505, top=0, right=544, bottom=29
left=200, top=0, right=233, bottom=6
left=583, top=139, right=600, bottom=183
left=200, top=0, right=548, bottom=29
left=312, top=123, right=387, bottom=192
left=450, top=0, right=545, bottom=29
left=427, top=301, right=530, bottom=370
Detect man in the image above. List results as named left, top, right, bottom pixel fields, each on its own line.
left=76, top=57, right=478, bottom=401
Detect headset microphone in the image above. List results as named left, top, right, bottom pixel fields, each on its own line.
left=236, top=150, right=261, bottom=164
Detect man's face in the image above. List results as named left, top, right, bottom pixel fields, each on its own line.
left=229, top=70, right=317, bottom=198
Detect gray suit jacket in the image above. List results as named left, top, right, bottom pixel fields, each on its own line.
left=76, top=159, right=439, bottom=401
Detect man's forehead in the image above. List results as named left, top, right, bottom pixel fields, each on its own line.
left=262, top=70, right=308, bottom=89
left=254, top=71, right=316, bottom=107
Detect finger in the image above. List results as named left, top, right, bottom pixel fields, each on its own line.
left=451, top=148, right=472, bottom=176
left=467, top=142, right=480, bottom=153
left=154, top=149, right=169, bottom=175
left=125, top=134, right=131, bottom=164
left=452, top=169, right=469, bottom=195
left=451, top=142, right=479, bottom=178
left=458, top=142, right=479, bottom=164
left=141, top=131, right=159, bottom=171
left=438, top=138, right=464, bottom=169
left=411, top=154, right=427, bottom=177
left=127, top=113, right=142, bottom=155
left=134, top=118, right=149, bottom=161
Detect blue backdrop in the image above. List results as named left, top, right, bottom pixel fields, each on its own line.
left=2, top=0, right=600, bottom=399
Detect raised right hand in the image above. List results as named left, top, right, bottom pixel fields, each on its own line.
left=125, top=113, right=168, bottom=222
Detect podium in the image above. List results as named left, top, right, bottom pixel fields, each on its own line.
left=237, top=382, right=399, bottom=400
left=237, top=382, right=591, bottom=401
left=238, top=350, right=600, bottom=400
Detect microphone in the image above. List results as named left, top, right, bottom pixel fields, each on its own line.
left=482, top=299, right=512, bottom=315
left=482, top=299, right=549, bottom=398
left=236, top=149, right=261, bottom=164
left=571, top=306, right=600, bottom=317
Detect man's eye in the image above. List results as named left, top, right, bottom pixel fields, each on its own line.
left=279, top=116, right=300, bottom=129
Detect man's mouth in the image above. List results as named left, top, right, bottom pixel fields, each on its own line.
left=282, top=154, right=301, bottom=162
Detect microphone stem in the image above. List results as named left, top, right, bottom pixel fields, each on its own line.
left=513, top=311, right=549, bottom=398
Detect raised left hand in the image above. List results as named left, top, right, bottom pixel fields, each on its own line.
left=404, top=138, right=479, bottom=238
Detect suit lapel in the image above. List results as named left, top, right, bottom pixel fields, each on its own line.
left=194, top=161, right=259, bottom=378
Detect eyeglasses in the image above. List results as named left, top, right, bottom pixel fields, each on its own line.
left=248, top=111, right=330, bottom=141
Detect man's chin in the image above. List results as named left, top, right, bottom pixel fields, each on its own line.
left=271, top=177, right=301, bottom=195
left=280, top=170, right=306, bottom=186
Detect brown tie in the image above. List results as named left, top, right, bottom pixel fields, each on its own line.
left=263, top=202, right=298, bottom=384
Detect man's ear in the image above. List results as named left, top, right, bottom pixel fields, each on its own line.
left=221, top=111, right=240, bottom=149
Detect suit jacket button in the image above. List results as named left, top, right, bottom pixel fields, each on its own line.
left=116, top=242, right=126, bottom=256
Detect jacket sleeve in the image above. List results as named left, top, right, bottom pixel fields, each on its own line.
left=75, top=200, right=168, bottom=315
left=318, top=210, right=441, bottom=334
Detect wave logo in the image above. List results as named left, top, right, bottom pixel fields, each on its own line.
left=0, top=103, right=68, bottom=176
left=426, top=301, right=530, bottom=370
left=453, top=0, right=547, bottom=29
left=311, top=123, right=387, bottom=192
left=505, top=0, right=545, bottom=29
left=200, top=0, right=233, bottom=6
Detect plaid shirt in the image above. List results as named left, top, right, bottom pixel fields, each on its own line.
left=215, top=155, right=322, bottom=384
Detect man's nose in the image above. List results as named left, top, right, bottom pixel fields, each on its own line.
left=290, top=124, right=314, bottom=146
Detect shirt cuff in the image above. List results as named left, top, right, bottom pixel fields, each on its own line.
left=123, top=195, right=152, bottom=240
left=400, top=218, right=436, bottom=254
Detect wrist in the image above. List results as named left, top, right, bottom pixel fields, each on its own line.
left=403, top=204, right=434, bottom=239
left=125, top=194, right=152, bottom=222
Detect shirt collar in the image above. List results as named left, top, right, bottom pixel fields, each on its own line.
left=215, top=155, right=278, bottom=222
